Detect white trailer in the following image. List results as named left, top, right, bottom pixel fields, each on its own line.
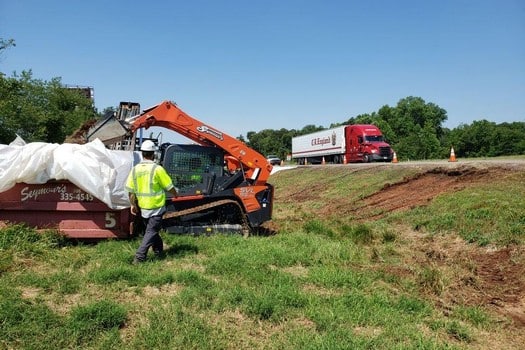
left=292, top=126, right=346, bottom=164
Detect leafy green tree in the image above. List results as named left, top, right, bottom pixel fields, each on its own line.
left=0, top=38, right=16, bottom=57
left=246, top=128, right=290, bottom=159
left=459, top=120, right=496, bottom=157
left=447, top=120, right=525, bottom=158
left=420, top=120, right=442, bottom=159
left=298, top=124, right=325, bottom=135
left=375, top=97, right=448, bottom=160
left=0, top=71, right=95, bottom=144
left=491, top=122, right=525, bottom=156
left=246, top=124, right=324, bottom=158
left=394, top=122, right=440, bottom=160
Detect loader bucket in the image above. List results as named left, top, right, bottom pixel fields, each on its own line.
left=86, top=102, right=140, bottom=147
left=86, top=114, right=129, bottom=144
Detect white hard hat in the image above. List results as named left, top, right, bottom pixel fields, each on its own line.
left=140, top=140, right=157, bottom=152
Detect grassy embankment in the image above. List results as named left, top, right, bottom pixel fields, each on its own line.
left=0, top=163, right=523, bottom=349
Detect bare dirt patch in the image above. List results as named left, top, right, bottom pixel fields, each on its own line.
left=395, top=230, right=525, bottom=347
left=455, top=246, right=525, bottom=326
left=356, top=165, right=506, bottom=221
left=279, top=164, right=515, bottom=224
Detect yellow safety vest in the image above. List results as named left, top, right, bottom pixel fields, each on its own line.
left=125, top=161, right=174, bottom=210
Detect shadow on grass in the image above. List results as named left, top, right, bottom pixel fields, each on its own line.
left=163, top=243, right=199, bottom=259
left=127, top=238, right=199, bottom=264
left=251, top=226, right=278, bottom=237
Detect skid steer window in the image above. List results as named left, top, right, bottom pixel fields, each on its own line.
left=164, top=148, right=224, bottom=194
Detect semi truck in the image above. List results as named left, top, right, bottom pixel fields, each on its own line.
left=292, top=124, right=393, bottom=164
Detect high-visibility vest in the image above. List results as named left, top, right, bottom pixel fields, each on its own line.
left=125, top=161, right=174, bottom=210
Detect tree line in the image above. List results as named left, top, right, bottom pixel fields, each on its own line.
left=1, top=39, right=523, bottom=159
left=246, top=96, right=525, bottom=161
left=0, top=70, right=95, bottom=144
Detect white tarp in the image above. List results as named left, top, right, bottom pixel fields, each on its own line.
left=0, top=138, right=138, bottom=209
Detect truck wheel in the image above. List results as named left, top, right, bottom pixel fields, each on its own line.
left=363, top=154, right=370, bottom=163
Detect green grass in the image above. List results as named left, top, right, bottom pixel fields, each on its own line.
left=399, top=171, right=525, bottom=245
left=69, top=300, right=128, bottom=343
left=0, top=226, right=490, bottom=349
left=0, top=162, right=523, bottom=349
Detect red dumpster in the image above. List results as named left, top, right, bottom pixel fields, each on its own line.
left=0, top=181, right=131, bottom=239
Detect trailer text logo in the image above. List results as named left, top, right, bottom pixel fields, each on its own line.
left=311, top=132, right=337, bottom=146
left=20, top=184, right=67, bottom=202
left=311, top=137, right=330, bottom=146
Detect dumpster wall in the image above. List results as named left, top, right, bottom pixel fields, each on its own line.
left=0, top=181, right=131, bottom=239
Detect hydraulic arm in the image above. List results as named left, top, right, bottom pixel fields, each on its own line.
left=126, top=100, right=272, bottom=186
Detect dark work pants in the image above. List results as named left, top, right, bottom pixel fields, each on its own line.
left=135, top=215, right=163, bottom=261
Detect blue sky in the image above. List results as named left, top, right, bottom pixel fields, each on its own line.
left=1, top=0, right=524, bottom=142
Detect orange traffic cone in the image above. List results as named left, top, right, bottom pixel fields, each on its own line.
left=343, top=155, right=347, bottom=164
left=448, top=147, right=457, bottom=162
left=392, top=152, right=398, bottom=163
left=321, top=157, right=326, bottom=165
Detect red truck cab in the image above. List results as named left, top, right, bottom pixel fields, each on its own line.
left=346, top=125, right=393, bottom=162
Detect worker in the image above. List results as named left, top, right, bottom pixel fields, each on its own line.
left=125, top=140, right=178, bottom=264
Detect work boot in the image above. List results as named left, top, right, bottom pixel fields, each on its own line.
left=132, top=257, right=144, bottom=265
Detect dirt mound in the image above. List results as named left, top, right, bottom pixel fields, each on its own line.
left=356, top=166, right=504, bottom=221
left=64, top=118, right=98, bottom=144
